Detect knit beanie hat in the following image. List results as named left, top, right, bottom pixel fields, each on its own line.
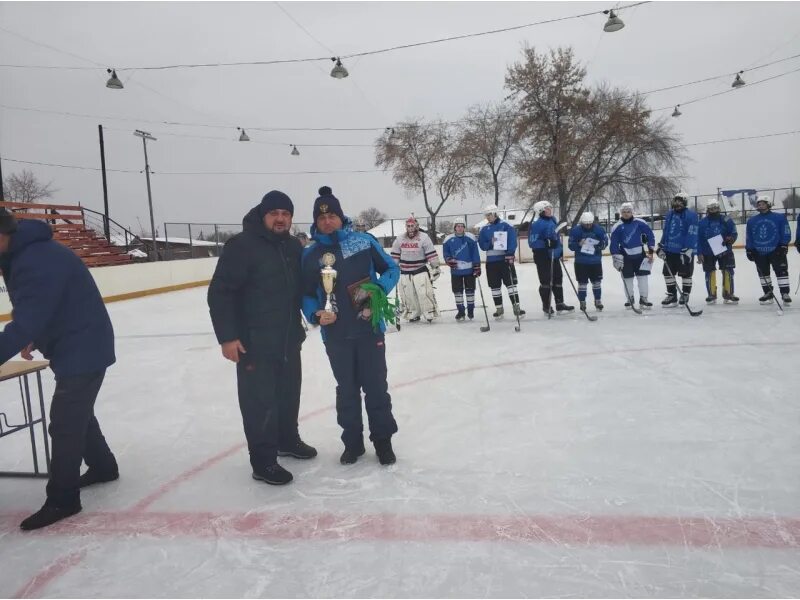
left=313, top=186, right=345, bottom=223
left=258, top=190, right=294, bottom=217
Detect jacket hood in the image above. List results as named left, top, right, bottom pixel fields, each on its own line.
left=242, top=204, right=290, bottom=241
left=8, top=219, right=53, bottom=255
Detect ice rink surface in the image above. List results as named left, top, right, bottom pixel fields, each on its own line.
left=1, top=250, right=799, bottom=598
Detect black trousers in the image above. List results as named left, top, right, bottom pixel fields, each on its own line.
left=325, top=334, right=398, bottom=449
left=754, top=250, right=790, bottom=294
left=46, top=370, right=116, bottom=508
left=485, top=261, right=520, bottom=306
left=236, top=345, right=301, bottom=468
left=533, top=249, right=564, bottom=307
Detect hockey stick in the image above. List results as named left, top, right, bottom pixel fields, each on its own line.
left=620, top=272, right=643, bottom=314
left=560, top=257, right=598, bottom=321
left=509, top=262, right=522, bottom=332
left=393, top=286, right=402, bottom=331
left=795, top=271, right=800, bottom=295
left=754, top=261, right=784, bottom=315
left=476, top=277, right=491, bottom=332
left=547, top=252, right=555, bottom=319
left=661, top=255, right=703, bottom=316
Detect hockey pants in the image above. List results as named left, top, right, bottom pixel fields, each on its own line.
left=399, top=271, right=439, bottom=320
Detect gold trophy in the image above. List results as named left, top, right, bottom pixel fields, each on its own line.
left=320, top=252, right=338, bottom=313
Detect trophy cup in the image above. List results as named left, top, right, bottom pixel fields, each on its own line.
left=320, top=253, right=338, bottom=314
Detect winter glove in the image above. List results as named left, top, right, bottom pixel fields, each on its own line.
left=505, top=255, right=515, bottom=265
left=656, top=244, right=666, bottom=260
left=680, top=248, right=693, bottom=266
left=777, top=244, right=788, bottom=256
left=446, top=257, right=457, bottom=268
left=612, top=254, right=624, bottom=272
left=696, top=254, right=704, bottom=265
left=473, top=265, right=482, bottom=277
left=746, top=249, right=756, bottom=262
left=724, top=236, right=735, bottom=245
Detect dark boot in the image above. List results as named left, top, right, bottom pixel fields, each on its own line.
left=340, top=442, right=366, bottom=465
left=555, top=302, right=574, bottom=313
left=252, top=463, right=293, bottom=485
left=373, top=438, right=396, bottom=465
left=20, top=502, right=82, bottom=531
left=79, top=467, right=119, bottom=488
left=467, top=305, right=475, bottom=320
left=278, top=437, right=318, bottom=460
left=455, top=306, right=466, bottom=321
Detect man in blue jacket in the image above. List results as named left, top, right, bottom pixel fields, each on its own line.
left=528, top=201, right=574, bottom=315
left=0, top=209, right=117, bottom=531
left=443, top=218, right=481, bottom=321
left=656, top=192, right=699, bottom=307
left=302, top=187, right=400, bottom=465
left=697, top=198, right=739, bottom=304
left=745, top=196, right=792, bottom=304
left=478, top=204, right=524, bottom=319
left=567, top=212, right=608, bottom=312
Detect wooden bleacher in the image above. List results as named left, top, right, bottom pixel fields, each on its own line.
left=0, top=201, right=133, bottom=268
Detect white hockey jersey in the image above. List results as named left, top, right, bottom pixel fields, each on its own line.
left=391, top=231, right=439, bottom=275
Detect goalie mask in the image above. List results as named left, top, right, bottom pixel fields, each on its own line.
left=405, top=216, right=419, bottom=237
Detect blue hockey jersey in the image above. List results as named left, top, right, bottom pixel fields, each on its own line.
left=567, top=224, right=608, bottom=265
left=745, top=211, right=791, bottom=255
left=610, top=217, right=656, bottom=258
left=478, top=218, right=517, bottom=263
left=443, top=232, right=481, bottom=276
left=697, top=214, right=737, bottom=256
left=660, top=208, right=699, bottom=254
left=528, top=216, right=563, bottom=258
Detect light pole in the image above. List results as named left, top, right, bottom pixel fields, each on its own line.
left=134, top=129, right=158, bottom=261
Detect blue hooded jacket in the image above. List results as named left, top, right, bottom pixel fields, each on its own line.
left=745, top=211, right=791, bottom=255
left=528, top=216, right=563, bottom=259
left=660, top=208, right=699, bottom=254
left=567, top=224, right=608, bottom=265
left=478, top=218, right=516, bottom=263
left=302, top=218, right=399, bottom=341
left=443, top=232, right=480, bottom=276
left=697, top=213, right=737, bottom=256
left=0, top=220, right=115, bottom=377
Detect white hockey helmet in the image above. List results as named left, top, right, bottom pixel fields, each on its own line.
left=483, top=203, right=499, bottom=217
left=354, top=217, right=367, bottom=232
left=453, top=217, right=466, bottom=232
left=705, top=198, right=720, bottom=212
left=755, top=195, right=772, bottom=208
left=673, top=191, right=689, bottom=207
left=619, top=202, right=634, bottom=214
left=533, top=200, right=553, bottom=215
left=579, top=211, right=595, bottom=226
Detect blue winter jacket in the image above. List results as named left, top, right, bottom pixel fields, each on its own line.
left=0, top=220, right=116, bottom=377
left=697, top=214, right=738, bottom=256
left=528, top=217, right=563, bottom=259
left=478, top=219, right=517, bottom=263
left=443, top=233, right=480, bottom=276
left=567, top=224, right=608, bottom=265
left=745, top=211, right=792, bottom=255
left=660, top=208, right=699, bottom=254
left=302, top=219, right=399, bottom=341
left=610, top=217, right=655, bottom=257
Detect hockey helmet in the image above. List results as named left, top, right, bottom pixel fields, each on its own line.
left=453, top=217, right=466, bottom=234
left=405, top=216, right=419, bottom=235
left=483, top=203, right=499, bottom=217
left=705, top=198, right=720, bottom=213
left=755, top=195, right=772, bottom=210
left=672, top=192, right=689, bottom=209
left=579, top=212, right=595, bottom=227
left=619, top=202, right=634, bottom=215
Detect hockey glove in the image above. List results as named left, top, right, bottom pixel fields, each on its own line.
left=696, top=254, right=704, bottom=265
left=505, top=255, right=515, bottom=265
left=545, top=239, right=557, bottom=249
left=612, top=254, right=624, bottom=272
left=428, top=263, right=441, bottom=282
left=446, top=257, right=457, bottom=268
left=777, top=244, right=789, bottom=256
left=724, top=236, right=735, bottom=245
left=656, top=244, right=667, bottom=260
left=680, top=248, right=693, bottom=266
left=473, top=265, right=482, bottom=277
left=745, top=249, right=756, bottom=262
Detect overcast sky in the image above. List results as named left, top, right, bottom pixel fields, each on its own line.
left=1, top=1, right=799, bottom=236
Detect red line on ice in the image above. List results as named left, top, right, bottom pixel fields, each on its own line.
left=12, top=548, right=87, bottom=599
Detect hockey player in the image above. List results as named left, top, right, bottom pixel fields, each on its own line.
left=697, top=198, right=739, bottom=304
left=528, top=201, right=574, bottom=315
left=443, top=218, right=481, bottom=321
left=745, top=196, right=792, bottom=304
left=610, top=203, right=656, bottom=310
left=567, top=212, right=608, bottom=312
left=391, top=216, right=441, bottom=322
left=353, top=217, right=368, bottom=233
left=477, top=204, right=525, bottom=318
left=656, top=192, right=698, bottom=307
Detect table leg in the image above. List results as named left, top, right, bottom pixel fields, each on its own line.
left=37, top=372, right=51, bottom=473
left=23, top=374, right=40, bottom=475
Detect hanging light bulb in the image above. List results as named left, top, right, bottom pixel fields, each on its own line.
left=237, top=127, right=250, bottom=142
left=671, top=105, right=682, bottom=118
left=602, top=9, right=625, bottom=33
left=330, top=57, right=349, bottom=79
left=731, top=72, right=745, bottom=88
left=291, top=145, right=300, bottom=156
left=106, top=68, right=123, bottom=89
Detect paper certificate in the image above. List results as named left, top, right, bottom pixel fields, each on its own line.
left=492, top=231, right=508, bottom=251
left=708, top=234, right=727, bottom=256
left=580, top=241, right=596, bottom=255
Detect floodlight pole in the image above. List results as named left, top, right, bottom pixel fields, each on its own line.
left=134, top=129, right=158, bottom=261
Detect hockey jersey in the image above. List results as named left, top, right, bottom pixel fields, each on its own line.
left=745, top=211, right=791, bottom=255
left=567, top=224, right=608, bottom=265
left=391, top=231, right=439, bottom=275
left=697, top=213, right=737, bottom=256
left=442, top=232, right=480, bottom=276
left=610, top=217, right=655, bottom=258
left=660, top=208, right=698, bottom=254
left=478, top=218, right=517, bottom=263
left=528, top=216, right=562, bottom=258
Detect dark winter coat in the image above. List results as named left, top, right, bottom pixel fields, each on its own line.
left=207, top=206, right=306, bottom=361
left=0, top=220, right=116, bottom=377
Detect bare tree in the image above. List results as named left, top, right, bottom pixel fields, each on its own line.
left=357, top=207, right=387, bottom=229
left=506, top=46, right=685, bottom=226
left=459, top=102, right=521, bottom=206
left=375, top=119, right=470, bottom=238
left=2, top=169, right=56, bottom=204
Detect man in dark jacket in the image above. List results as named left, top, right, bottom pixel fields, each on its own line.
left=208, top=191, right=315, bottom=486
left=302, top=187, right=400, bottom=466
left=0, top=208, right=118, bottom=531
